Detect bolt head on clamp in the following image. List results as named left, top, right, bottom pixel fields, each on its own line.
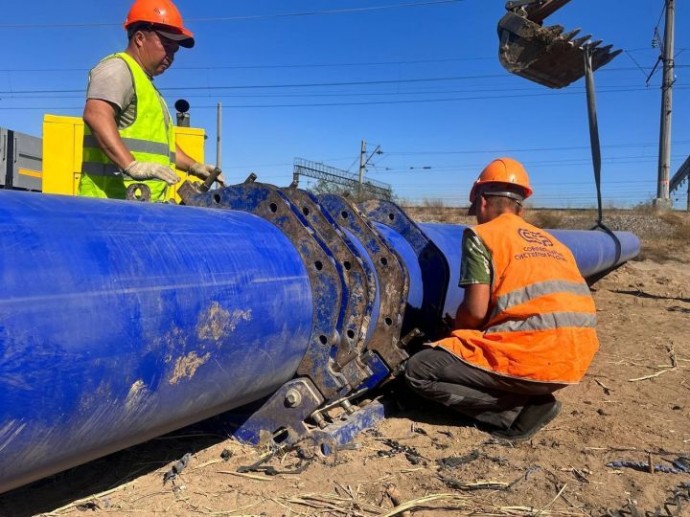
left=284, top=389, right=302, bottom=407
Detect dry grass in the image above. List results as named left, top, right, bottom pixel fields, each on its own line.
left=660, top=211, right=690, bottom=240
left=525, top=209, right=567, bottom=229
left=632, top=208, right=690, bottom=262
left=402, top=201, right=690, bottom=263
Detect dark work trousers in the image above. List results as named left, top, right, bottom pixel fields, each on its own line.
left=404, top=346, right=567, bottom=429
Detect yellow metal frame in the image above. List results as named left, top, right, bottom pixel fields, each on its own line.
left=42, top=114, right=206, bottom=202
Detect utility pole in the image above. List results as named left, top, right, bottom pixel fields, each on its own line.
left=216, top=102, right=222, bottom=170
left=358, top=139, right=367, bottom=193
left=654, top=0, right=675, bottom=209
left=358, top=139, right=382, bottom=200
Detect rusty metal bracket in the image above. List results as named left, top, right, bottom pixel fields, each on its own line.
left=317, top=194, right=409, bottom=371
left=362, top=200, right=450, bottom=341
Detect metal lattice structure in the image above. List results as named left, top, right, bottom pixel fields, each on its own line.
left=669, top=156, right=690, bottom=193
left=293, top=158, right=392, bottom=200
left=669, top=156, right=690, bottom=211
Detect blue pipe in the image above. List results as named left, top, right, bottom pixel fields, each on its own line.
left=0, top=190, right=640, bottom=493
left=416, top=222, right=640, bottom=317
left=0, top=191, right=313, bottom=493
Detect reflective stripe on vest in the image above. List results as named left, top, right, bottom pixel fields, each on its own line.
left=486, top=311, right=597, bottom=333
left=81, top=136, right=176, bottom=176
left=79, top=52, right=175, bottom=200
left=83, top=135, right=172, bottom=159
left=491, top=279, right=593, bottom=318
left=437, top=213, right=599, bottom=384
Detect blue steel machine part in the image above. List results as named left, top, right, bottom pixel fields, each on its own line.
left=305, top=398, right=394, bottom=457
left=0, top=185, right=640, bottom=494
left=318, top=194, right=410, bottom=369
left=178, top=184, right=407, bottom=446
left=363, top=200, right=450, bottom=341
left=180, top=180, right=351, bottom=400
left=180, top=180, right=401, bottom=403
left=280, top=187, right=374, bottom=390
left=230, top=378, right=325, bottom=445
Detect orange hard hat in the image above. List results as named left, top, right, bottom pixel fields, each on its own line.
left=468, top=157, right=533, bottom=203
left=124, top=0, right=195, bottom=48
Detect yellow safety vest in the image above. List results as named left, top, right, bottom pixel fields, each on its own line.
left=435, top=213, right=599, bottom=384
left=79, top=52, right=176, bottom=201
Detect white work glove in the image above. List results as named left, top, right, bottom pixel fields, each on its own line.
left=188, top=162, right=226, bottom=186
left=123, top=160, right=180, bottom=185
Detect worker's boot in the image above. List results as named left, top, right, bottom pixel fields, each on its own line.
left=491, top=395, right=561, bottom=442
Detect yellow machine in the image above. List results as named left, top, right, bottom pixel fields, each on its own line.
left=41, top=114, right=206, bottom=202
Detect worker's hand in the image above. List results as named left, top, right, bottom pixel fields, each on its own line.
left=124, top=161, right=180, bottom=185
left=188, top=162, right=226, bottom=186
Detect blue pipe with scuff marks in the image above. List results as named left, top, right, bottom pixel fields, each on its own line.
left=0, top=191, right=313, bottom=494
left=0, top=189, right=640, bottom=494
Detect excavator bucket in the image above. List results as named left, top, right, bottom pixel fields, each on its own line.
left=498, top=0, right=622, bottom=88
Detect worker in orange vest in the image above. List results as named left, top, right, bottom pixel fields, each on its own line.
left=405, top=157, right=599, bottom=441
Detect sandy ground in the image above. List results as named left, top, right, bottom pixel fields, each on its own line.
left=1, top=211, right=689, bottom=517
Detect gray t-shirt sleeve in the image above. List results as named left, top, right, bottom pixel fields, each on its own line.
left=86, top=58, right=134, bottom=112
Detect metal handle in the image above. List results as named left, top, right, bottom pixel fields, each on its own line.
left=13, top=136, right=17, bottom=163
left=198, top=167, right=222, bottom=193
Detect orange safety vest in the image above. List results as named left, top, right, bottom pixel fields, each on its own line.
left=435, top=213, right=599, bottom=384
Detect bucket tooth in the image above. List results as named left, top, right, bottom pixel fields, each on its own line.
left=592, top=44, right=617, bottom=58
left=562, top=29, right=581, bottom=41
left=573, top=35, right=592, bottom=48
left=593, top=47, right=622, bottom=69
left=551, top=25, right=564, bottom=36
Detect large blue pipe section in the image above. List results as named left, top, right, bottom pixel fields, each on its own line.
left=0, top=191, right=313, bottom=493
left=0, top=189, right=640, bottom=494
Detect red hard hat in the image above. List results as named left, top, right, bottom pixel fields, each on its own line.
left=125, top=0, right=195, bottom=48
left=469, top=157, right=533, bottom=203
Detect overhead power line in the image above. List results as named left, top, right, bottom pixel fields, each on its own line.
left=0, top=61, right=680, bottom=74
left=0, top=86, right=669, bottom=111
left=0, top=74, right=511, bottom=94
left=190, top=0, right=463, bottom=22
left=3, top=83, right=661, bottom=101
left=385, top=141, right=690, bottom=155
left=0, top=0, right=462, bottom=29
left=1, top=76, right=679, bottom=97
left=0, top=56, right=492, bottom=73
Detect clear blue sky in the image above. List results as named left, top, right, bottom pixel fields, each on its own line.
left=2, top=0, right=688, bottom=208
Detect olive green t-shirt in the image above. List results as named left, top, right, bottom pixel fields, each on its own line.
left=459, top=231, right=491, bottom=286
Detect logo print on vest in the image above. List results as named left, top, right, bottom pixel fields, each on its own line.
left=517, top=228, right=554, bottom=247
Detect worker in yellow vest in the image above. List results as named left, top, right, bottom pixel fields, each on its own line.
left=79, top=0, right=224, bottom=201
left=405, top=157, right=599, bottom=441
